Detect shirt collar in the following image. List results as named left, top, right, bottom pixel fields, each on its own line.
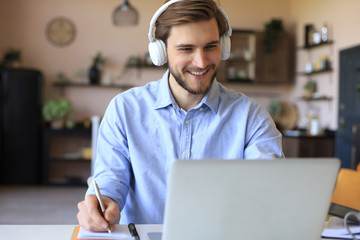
left=154, top=70, right=176, bottom=110
left=154, top=69, right=221, bottom=114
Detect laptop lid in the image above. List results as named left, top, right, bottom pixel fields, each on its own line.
left=162, top=158, right=340, bottom=240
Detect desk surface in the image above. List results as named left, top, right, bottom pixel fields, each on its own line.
left=0, top=224, right=338, bottom=240
left=0, top=224, right=162, bottom=240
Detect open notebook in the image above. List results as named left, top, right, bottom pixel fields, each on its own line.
left=159, top=158, right=340, bottom=240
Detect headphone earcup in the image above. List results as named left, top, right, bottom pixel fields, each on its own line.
left=148, top=40, right=167, bottom=66
left=220, top=35, right=231, bottom=60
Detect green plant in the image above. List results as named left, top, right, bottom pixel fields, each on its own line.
left=0, top=48, right=21, bottom=69
left=268, top=100, right=282, bottom=117
left=42, top=98, right=73, bottom=121
left=303, top=79, right=317, bottom=92
left=92, top=52, right=105, bottom=67
left=263, top=19, right=283, bottom=54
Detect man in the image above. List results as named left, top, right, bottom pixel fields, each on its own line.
left=77, top=0, right=283, bottom=232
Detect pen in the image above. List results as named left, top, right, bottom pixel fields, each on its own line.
left=93, top=180, right=112, bottom=234
left=128, top=223, right=140, bottom=240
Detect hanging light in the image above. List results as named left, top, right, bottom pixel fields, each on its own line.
left=113, top=0, right=139, bottom=26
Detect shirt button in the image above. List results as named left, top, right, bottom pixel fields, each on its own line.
left=182, top=151, right=187, bottom=156
left=199, top=107, right=203, bottom=111
left=185, top=120, right=190, bottom=125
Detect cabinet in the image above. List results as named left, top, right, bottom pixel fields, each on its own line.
left=0, top=69, right=43, bottom=184
left=282, top=134, right=334, bottom=158
left=217, top=30, right=256, bottom=82
left=42, top=126, right=91, bottom=185
left=255, top=31, right=294, bottom=84
left=217, top=30, right=294, bottom=84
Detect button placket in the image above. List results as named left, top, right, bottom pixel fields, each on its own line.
left=179, top=111, right=193, bottom=159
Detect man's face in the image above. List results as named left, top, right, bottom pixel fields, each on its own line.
left=166, top=18, right=222, bottom=96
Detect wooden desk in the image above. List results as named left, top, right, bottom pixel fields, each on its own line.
left=0, top=224, right=337, bottom=240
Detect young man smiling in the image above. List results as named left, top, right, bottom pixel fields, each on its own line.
left=77, top=0, right=283, bottom=231
left=167, top=18, right=221, bottom=110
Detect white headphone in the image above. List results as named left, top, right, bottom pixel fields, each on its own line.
left=148, top=0, right=232, bottom=66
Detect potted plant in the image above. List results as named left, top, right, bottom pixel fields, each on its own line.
left=267, top=100, right=282, bottom=130
left=303, top=79, right=317, bottom=98
left=42, top=98, right=73, bottom=129
left=0, top=48, right=21, bottom=70
left=263, top=19, right=283, bottom=54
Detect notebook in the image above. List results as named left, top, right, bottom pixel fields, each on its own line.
left=161, top=158, right=340, bottom=240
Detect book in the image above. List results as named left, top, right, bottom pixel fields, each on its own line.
left=71, top=225, right=133, bottom=240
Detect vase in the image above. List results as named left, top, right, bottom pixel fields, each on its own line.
left=51, top=119, right=64, bottom=129
left=89, top=64, right=100, bottom=85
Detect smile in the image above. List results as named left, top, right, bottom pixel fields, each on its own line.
left=189, top=70, right=207, bottom=76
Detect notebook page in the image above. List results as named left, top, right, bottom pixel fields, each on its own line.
left=78, top=225, right=133, bottom=239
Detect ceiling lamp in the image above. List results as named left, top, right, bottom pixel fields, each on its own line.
left=113, top=0, right=139, bottom=26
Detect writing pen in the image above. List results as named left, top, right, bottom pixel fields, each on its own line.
left=93, top=180, right=112, bottom=234
left=128, top=223, right=140, bottom=240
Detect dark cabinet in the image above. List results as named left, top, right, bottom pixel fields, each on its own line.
left=283, top=135, right=334, bottom=158
left=42, top=127, right=91, bottom=185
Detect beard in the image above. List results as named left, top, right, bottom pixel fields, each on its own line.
left=169, top=64, right=219, bottom=95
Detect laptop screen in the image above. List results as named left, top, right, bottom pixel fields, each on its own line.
left=161, top=158, right=340, bottom=240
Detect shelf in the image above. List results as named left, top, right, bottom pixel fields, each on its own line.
left=43, top=126, right=92, bottom=186
left=298, top=68, right=333, bottom=76
left=45, top=126, right=91, bottom=137
left=227, top=78, right=254, bottom=83
left=299, top=96, right=333, bottom=102
left=227, top=58, right=255, bottom=63
left=48, top=177, right=87, bottom=186
left=50, top=157, right=91, bottom=162
left=298, top=40, right=334, bottom=50
left=54, top=82, right=136, bottom=90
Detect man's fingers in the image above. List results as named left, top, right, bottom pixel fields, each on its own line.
left=103, top=196, right=121, bottom=224
left=77, top=195, right=112, bottom=232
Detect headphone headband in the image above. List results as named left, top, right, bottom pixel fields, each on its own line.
left=148, top=0, right=232, bottom=42
left=148, top=0, right=232, bottom=66
left=148, top=0, right=182, bottom=42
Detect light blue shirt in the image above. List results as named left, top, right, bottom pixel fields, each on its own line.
left=86, top=70, right=283, bottom=224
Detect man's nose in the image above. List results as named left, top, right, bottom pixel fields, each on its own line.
left=192, top=50, right=208, bottom=69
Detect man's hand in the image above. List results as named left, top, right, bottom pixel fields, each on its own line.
left=77, top=194, right=120, bottom=232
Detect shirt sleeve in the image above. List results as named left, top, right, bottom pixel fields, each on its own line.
left=86, top=96, right=131, bottom=210
left=244, top=103, right=284, bottom=159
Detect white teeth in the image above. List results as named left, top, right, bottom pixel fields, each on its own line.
left=190, top=70, right=207, bottom=76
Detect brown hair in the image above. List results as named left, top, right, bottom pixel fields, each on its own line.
left=154, top=0, right=229, bottom=45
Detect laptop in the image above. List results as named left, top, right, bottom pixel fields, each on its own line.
left=160, top=158, right=340, bottom=240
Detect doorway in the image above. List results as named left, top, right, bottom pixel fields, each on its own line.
left=336, top=45, right=360, bottom=168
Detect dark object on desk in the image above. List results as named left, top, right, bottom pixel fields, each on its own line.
left=0, top=68, right=43, bottom=184
left=329, top=203, right=360, bottom=224
left=128, top=223, right=140, bottom=240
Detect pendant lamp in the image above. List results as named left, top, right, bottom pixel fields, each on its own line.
left=113, top=0, right=139, bottom=26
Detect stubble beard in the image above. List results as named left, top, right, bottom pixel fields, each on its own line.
left=169, top=64, right=219, bottom=95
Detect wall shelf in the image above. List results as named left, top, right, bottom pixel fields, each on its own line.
left=299, top=96, right=333, bottom=102
left=42, top=126, right=92, bottom=186
left=298, top=40, right=334, bottom=50
left=298, top=68, right=333, bottom=76
left=53, top=81, right=135, bottom=90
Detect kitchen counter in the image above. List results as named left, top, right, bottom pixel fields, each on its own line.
left=282, top=130, right=335, bottom=157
